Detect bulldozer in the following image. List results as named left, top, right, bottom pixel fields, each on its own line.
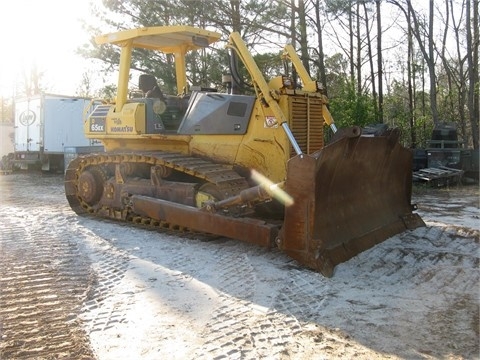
left=65, top=26, right=425, bottom=277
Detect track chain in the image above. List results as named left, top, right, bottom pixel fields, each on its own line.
left=65, top=151, right=249, bottom=236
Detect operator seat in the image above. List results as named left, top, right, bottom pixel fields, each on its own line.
left=139, top=74, right=165, bottom=100
left=138, top=73, right=189, bottom=131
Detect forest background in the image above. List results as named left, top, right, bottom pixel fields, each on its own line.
left=1, top=0, right=478, bottom=150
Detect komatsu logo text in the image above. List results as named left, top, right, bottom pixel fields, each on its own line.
left=110, top=126, right=134, bottom=133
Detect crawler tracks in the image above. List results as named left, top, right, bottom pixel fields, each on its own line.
left=64, top=151, right=250, bottom=233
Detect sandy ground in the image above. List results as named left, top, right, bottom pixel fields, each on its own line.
left=0, top=173, right=479, bottom=359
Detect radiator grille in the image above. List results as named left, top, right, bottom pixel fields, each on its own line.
left=289, top=96, right=325, bottom=156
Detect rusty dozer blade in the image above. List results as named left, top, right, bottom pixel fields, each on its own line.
left=278, top=127, right=425, bottom=277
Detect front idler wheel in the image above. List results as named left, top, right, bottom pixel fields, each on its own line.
left=78, top=167, right=105, bottom=206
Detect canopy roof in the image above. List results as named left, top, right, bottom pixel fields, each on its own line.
left=95, top=25, right=222, bottom=53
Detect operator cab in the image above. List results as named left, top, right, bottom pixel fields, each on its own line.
left=139, top=73, right=255, bottom=136
left=139, top=74, right=189, bottom=132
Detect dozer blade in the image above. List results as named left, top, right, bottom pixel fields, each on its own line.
left=278, top=127, right=425, bottom=277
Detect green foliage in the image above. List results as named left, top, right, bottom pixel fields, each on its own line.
left=382, top=80, right=435, bottom=148
left=414, top=115, right=435, bottom=148
left=97, top=85, right=118, bottom=101
left=328, top=80, right=375, bottom=128
left=323, top=53, right=375, bottom=128
left=325, top=0, right=354, bottom=15
left=252, top=52, right=284, bottom=81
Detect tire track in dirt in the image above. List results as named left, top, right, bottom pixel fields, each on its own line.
left=193, top=247, right=303, bottom=360
left=266, top=223, right=480, bottom=359
left=78, top=233, right=132, bottom=335
left=0, top=211, right=94, bottom=359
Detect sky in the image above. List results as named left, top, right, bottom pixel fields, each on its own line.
left=0, top=0, right=99, bottom=98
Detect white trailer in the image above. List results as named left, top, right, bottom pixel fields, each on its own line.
left=13, top=94, right=100, bottom=171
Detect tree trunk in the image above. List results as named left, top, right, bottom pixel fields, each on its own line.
left=426, top=0, right=440, bottom=125
left=407, top=6, right=416, bottom=147
left=314, top=0, right=328, bottom=94
left=230, top=0, right=241, bottom=32
left=356, top=1, right=362, bottom=95
left=450, top=0, right=468, bottom=145
left=388, top=0, right=440, bottom=125
left=376, top=0, right=384, bottom=123
left=467, top=0, right=480, bottom=149
left=364, top=3, right=378, bottom=122
left=290, top=0, right=298, bottom=85
left=298, top=0, right=311, bottom=75
left=349, top=0, right=355, bottom=84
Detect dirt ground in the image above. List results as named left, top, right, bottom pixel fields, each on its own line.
left=0, top=172, right=478, bottom=360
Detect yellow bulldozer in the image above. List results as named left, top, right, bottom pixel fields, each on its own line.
left=65, top=26, right=425, bottom=276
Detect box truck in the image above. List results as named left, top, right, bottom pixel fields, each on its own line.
left=13, top=94, right=101, bottom=171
